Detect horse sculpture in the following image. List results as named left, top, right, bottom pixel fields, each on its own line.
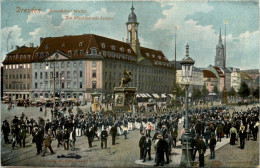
left=120, top=69, right=133, bottom=87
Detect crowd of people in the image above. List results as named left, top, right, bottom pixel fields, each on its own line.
left=1, top=104, right=259, bottom=167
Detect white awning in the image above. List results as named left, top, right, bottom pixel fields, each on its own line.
left=142, top=94, right=147, bottom=98
left=152, top=94, right=160, bottom=98
left=136, top=94, right=141, bottom=98
left=161, top=94, right=167, bottom=98
left=146, top=93, right=152, bottom=97
left=169, top=94, right=173, bottom=98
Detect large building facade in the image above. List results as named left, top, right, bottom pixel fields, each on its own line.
left=2, top=4, right=174, bottom=102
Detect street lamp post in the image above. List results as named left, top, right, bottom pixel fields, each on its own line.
left=46, top=53, right=59, bottom=119
left=180, top=44, right=195, bottom=167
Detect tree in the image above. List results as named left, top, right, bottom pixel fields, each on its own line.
left=228, top=87, right=237, bottom=97
left=213, top=85, right=219, bottom=95
left=253, top=87, right=259, bottom=99
left=192, top=87, right=201, bottom=100
left=238, top=82, right=250, bottom=98
left=175, top=84, right=185, bottom=97
left=202, top=84, right=209, bottom=97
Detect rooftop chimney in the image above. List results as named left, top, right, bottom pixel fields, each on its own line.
left=40, top=37, right=44, bottom=44
left=16, top=45, right=19, bottom=50
left=30, top=43, right=34, bottom=47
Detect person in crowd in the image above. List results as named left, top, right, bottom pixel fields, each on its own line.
left=101, top=127, right=108, bottom=149
left=69, top=128, right=76, bottom=151
left=63, top=128, right=69, bottom=150
left=209, top=132, right=217, bottom=159
left=33, top=127, right=43, bottom=155
left=230, top=125, right=238, bottom=145
left=139, top=131, right=146, bottom=160
left=239, top=125, right=246, bottom=149
left=198, top=136, right=206, bottom=167
left=2, top=120, right=10, bottom=144
left=110, top=125, right=117, bottom=145
left=143, top=134, right=152, bottom=162
left=42, top=131, right=54, bottom=156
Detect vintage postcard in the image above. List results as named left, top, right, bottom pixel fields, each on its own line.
left=1, top=0, right=259, bottom=167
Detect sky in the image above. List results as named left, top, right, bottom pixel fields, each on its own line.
left=1, top=0, right=259, bottom=70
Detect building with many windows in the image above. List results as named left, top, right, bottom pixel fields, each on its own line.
left=2, top=46, right=36, bottom=100
left=2, top=4, right=174, bottom=102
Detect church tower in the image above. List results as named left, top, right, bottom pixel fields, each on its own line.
left=215, top=28, right=224, bottom=68
left=126, top=2, right=141, bottom=57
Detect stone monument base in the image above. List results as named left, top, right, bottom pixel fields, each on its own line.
left=113, top=87, right=137, bottom=112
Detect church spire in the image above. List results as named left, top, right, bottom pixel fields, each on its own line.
left=131, top=0, right=134, bottom=12
left=219, top=28, right=222, bottom=43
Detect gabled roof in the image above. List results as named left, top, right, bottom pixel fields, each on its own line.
left=3, top=46, right=37, bottom=64
left=203, top=70, right=217, bottom=78
left=33, top=34, right=137, bottom=62
left=140, top=47, right=171, bottom=68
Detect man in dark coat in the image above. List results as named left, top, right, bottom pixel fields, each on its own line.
left=19, top=125, right=27, bottom=147
left=209, top=132, right=217, bottom=159
left=155, top=134, right=167, bottom=166
left=139, top=132, right=146, bottom=160
left=2, top=121, right=10, bottom=144
left=85, top=128, right=93, bottom=148
left=198, top=136, right=206, bottom=167
left=63, top=129, right=69, bottom=150
left=143, top=134, right=152, bottom=162
left=56, top=130, right=63, bottom=148
left=110, top=125, right=117, bottom=145
left=217, top=122, right=223, bottom=142
left=34, top=128, right=43, bottom=155
left=101, top=128, right=108, bottom=149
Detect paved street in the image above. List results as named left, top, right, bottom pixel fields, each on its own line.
left=1, top=103, right=259, bottom=167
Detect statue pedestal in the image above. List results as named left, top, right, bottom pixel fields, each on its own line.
left=113, top=87, right=137, bottom=112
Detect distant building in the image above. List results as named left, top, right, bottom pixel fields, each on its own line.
left=202, top=70, right=218, bottom=93
left=2, top=46, right=36, bottom=100
left=215, top=29, right=225, bottom=68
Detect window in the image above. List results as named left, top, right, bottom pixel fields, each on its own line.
left=67, top=82, right=71, bottom=89
left=56, top=72, right=59, bottom=78
left=158, top=55, right=161, bottom=59
left=50, top=72, right=53, bottom=78
left=101, top=43, right=105, bottom=49
left=80, top=71, right=83, bottom=77
left=92, top=70, right=96, bottom=78
left=62, top=82, right=64, bottom=89
left=45, top=72, right=48, bottom=79
left=111, top=45, right=115, bottom=51
left=80, top=50, right=84, bottom=55
left=24, top=74, right=26, bottom=79
left=73, top=62, right=77, bottom=67
left=44, top=82, right=48, bottom=89
left=62, top=43, right=65, bottom=48
left=27, top=64, right=30, bottom=68
left=67, top=62, right=70, bottom=67
left=55, top=62, right=59, bottom=68
left=120, top=47, right=124, bottom=52
left=79, top=41, right=83, bottom=47
left=79, top=62, right=82, bottom=67
left=27, top=84, right=30, bottom=89
left=23, top=84, right=26, bottom=89
left=61, top=71, right=64, bottom=77
left=92, top=81, right=96, bottom=89
left=9, top=65, right=12, bottom=69
left=40, top=83, right=43, bottom=89
left=68, top=50, right=72, bottom=56
left=61, top=62, right=64, bottom=68
left=40, top=63, right=43, bottom=69
left=80, top=82, right=82, bottom=88
left=92, top=61, right=96, bottom=67
left=40, top=52, right=44, bottom=57
left=5, top=65, right=8, bottom=70
left=40, top=72, right=43, bottom=79
left=146, top=53, right=150, bottom=57
left=45, top=45, right=49, bottom=49
left=91, top=48, right=97, bottom=55
left=5, top=75, right=8, bottom=79
left=16, top=65, right=18, bottom=69
left=23, top=64, right=26, bottom=68
left=50, top=63, right=53, bottom=68
left=9, top=74, right=11, bottom=79
left=73, top=82, right=77, bottom=88
left=67, top=71, right=71, bottom=78
left=73, top=71, right=76, bottom=78
left=74, top=50, right=78, bottom=56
